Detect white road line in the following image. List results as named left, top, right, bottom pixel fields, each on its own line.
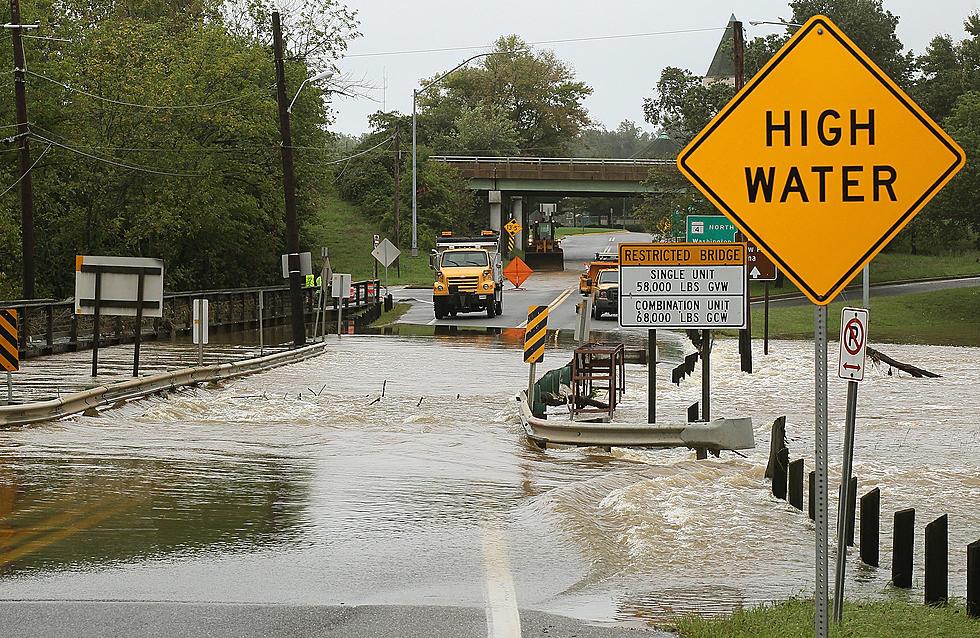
left=516, top=287, right=575, bottom=328
left=482, top=526, right=521, bottom=638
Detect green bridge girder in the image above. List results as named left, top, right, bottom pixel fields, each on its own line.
left=465, top=177, right=659, bottom=196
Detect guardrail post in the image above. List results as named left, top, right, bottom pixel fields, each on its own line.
left=788, top=459, right=804, bottom=510
left=45, top=305, right=53, bottom=351
left=860, top=488, right=880, bottom=567
left=892, top=508, right=915, bottom=588
left=924, top=514, right=948, bottom=606
left=969, top=539, right=979, bottom=618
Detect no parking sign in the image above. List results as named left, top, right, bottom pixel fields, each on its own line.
left=838, top=307, right=869, bottom=381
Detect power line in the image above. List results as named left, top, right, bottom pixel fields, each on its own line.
left=26, top=70, right=275, bottom=110
left=346, top=26, right=728, bottom=58
left=30, top=133, right=226, bottom=177
left=0, top=142, right=51, bottom=198
left=28, top=123, right=279, bottom=154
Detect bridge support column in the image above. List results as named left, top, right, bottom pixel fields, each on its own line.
left=511, top=196, right=524, bottom=250
left=489, top=190, right=502, bottom=232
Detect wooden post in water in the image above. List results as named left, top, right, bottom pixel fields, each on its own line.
left=845, top=477, right=857, bottom=547
left=788, top=459, right=804, bottom=510
left=765, top=416, right=787, bottom=479
left=687, top=402, right=698, bottom=422
left=924, top=514, right=948, bottom=606
left=772, top=446, right=788, bottom=500
left=892, top=508, right=915, bottom=588
left=860, top=488, right=880, bottom=567
left=968, top=539, right=979, bottom=618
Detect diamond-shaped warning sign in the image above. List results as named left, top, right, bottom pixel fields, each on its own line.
left=503, top=257, right=533, bottom=288
left=678, top=15, right=964, bottom=305
left=504, top=218, right=522, bottom=237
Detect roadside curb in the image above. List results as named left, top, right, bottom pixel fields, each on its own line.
left=0, top=341, right=328, bottom=428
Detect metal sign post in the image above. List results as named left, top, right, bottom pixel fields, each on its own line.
left=814, top=304, right=830, bottom=637
left=833, top=307, right=870, bottom=622
left=258, top=290, right=265, bottom=356
left=332, top=273, right=352, bottom=338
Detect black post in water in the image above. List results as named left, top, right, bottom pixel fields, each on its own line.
left=788, top=459, right=804, bottom=510
left=860, top=488, right=880, bottom=567
left=924, top=514, right=948, bottom=606
left=91, top=271, right=102, bottom=376
left=809, top=471, right=815, bottom=520
left=687, top=402, right=698, bottom=423
left=772, top=446, right=788, bottom=500
left=846, top=477, right=857, bottom=547
left=701, top=329, right=711, bottom=421
left=132, top=270, right=145, bottom=377
left=648, top=329, right=656, bottom=424
left=764, top=282, right=770, bottom=355
left=968, top=539, right=979, bottom=618
left=892, top=508, right=915, bottom=588
left=766, top=416, right=787, bottom=479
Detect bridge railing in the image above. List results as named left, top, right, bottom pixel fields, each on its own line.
left=1, top=280, right=381, bottom=359
left=430, top=155, right=674, bottom=166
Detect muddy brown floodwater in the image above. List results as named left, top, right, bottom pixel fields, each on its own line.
left=0, top=333, right=977, bottom=628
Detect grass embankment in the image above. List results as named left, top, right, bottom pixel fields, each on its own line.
left=749, top=250, right=980, bottom=297
left=370, top=303, right=410, bottom=328
left=303, top=190, right=433, bottom=286
left=752, top=287, right=980, bottom=346
left=670, top=598, right=976, bottom=638
left=556, top=226, right=618, bottom=238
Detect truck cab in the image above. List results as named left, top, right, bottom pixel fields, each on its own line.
left=430, top=232, right=503, bottom=319
left=579, top=251, right=619, bottom=296
left=591, top=268, right=619, bottom=319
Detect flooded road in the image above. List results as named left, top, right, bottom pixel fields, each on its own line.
left=0, top=332, right=978, bottom=628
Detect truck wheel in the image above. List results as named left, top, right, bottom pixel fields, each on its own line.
left=592, top=305, right=601, bottom=319
left=495, top=300, right=502, bottom=315
left=486, top=302, right=495, bottom=318
left=434, top=299, right=446, bottom=319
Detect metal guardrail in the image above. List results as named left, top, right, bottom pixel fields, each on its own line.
left=430, top=155, right=674, bottom=166
left=0, top=341, right=329, bottom=427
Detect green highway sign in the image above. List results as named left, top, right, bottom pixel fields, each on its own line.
left=686, top=215, right=736, bottom=243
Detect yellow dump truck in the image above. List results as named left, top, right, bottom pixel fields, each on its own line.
left=430, top=231, right=503, bottom=319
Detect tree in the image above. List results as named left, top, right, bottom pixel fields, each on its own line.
left=912, top=12, right=980, bottom=122
left=642, top=67, right=734, bottom=146
left=416, top=35, right=593, bottom=155
left=635, top=166, right=716, bottom=238
left=575, top=121, right=655, bottom=158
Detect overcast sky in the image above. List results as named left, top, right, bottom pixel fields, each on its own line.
left=329, top=0, right=980, bottom=140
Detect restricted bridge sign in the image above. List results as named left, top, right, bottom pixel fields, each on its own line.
left=618, top=243, right=746, bottom=329
left=677, top=15, right=964, bottom=305
left=838, top=307, right=869, bottom=381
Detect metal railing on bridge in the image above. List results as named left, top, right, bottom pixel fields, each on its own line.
left=1, top=279, right=382, bottom=360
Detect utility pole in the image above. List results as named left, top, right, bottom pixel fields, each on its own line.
left=272, top=11, right=306, bottom=347
left=9, top=0, right=35, bottom=299
left=393, top=124, right=401, bottom=276
left=733, top=19, right=753, bottom=374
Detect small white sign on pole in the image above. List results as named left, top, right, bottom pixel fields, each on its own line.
left=838, top=307, right=869, bottom=381
left=331, top=273, right=352, bottom=298
left=193, top=299, right=209, bottom=345
left=371, top=238, right=400, bottom=268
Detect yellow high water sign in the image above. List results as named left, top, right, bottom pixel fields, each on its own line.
left=677, top=15, right=964, bottom=305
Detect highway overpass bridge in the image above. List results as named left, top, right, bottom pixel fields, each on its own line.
left=430, top=156, right=673, bottom=244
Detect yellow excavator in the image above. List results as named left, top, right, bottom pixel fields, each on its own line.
left=524, top=217, right=564, bottom=271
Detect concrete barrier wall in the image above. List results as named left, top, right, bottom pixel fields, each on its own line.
left=0, top=342, right=328, bottom=428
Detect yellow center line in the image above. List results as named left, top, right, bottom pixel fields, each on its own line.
left=0, top=497, right=143, bottom=568
left=516, top=287, right=574, bottom=328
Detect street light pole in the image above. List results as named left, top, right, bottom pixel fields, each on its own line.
left=411, top=50, right=517, bottom=258
left=272, top=11, right=306, bottom=347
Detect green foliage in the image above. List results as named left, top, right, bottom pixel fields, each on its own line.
left=574, top=120, right=656, bottom=158
left=635, top=165, right=715, bottom=238
left=672, top=597, right=978, bottom=637
left=642, top=67, right=735, bottom=146
left=0, top=0, right=357, bottom=298
left=416, top=35, right=593, bottom=155
left=912, top=13, right=980, bottom=122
